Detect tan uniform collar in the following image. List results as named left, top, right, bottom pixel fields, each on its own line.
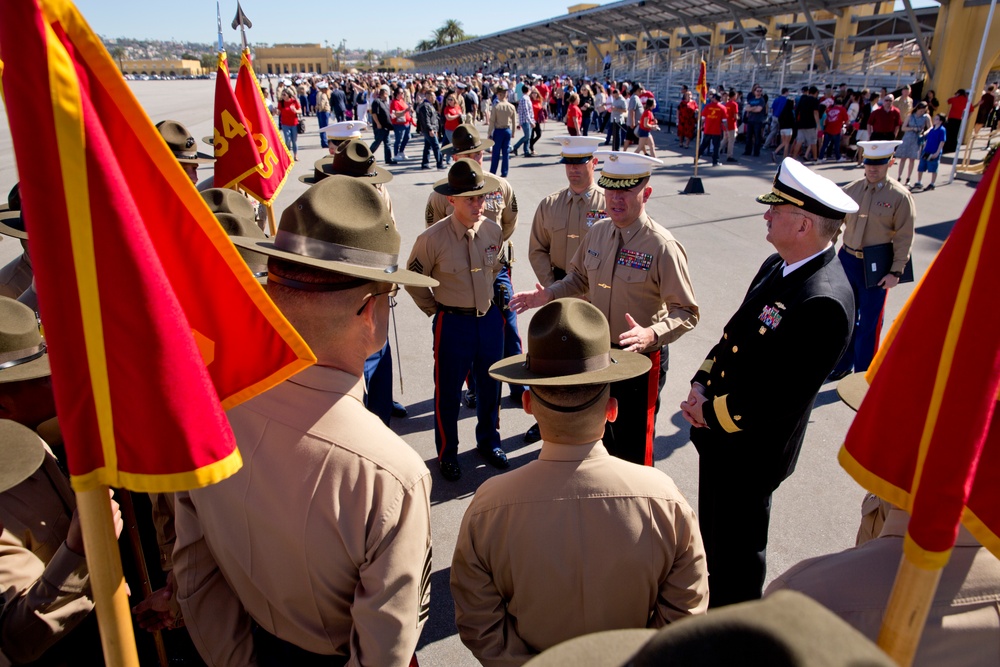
left=879, top=508, right=981, bottom=547
left=288, top=365, right=365, bottom=404
left=564, top=184, right=597, bottom=200
left=448, top=214, right=482, bottom=238
left=538, top=440, right=608, bottom=462
left=615, top=211, right=649, bottom=240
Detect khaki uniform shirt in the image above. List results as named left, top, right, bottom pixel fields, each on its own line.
left=548, top=213, right=699, bottom=350
left=405, top=215, right=503, bottom=316
left=315, top=91, right=331, bottom=113
left=839, top=177, right=915, bottom=274
left=0, top=454, right=94, bottom=665
left=767, top=509, right=1000, bottom=667
left=173, top=366, right=432, bottom=666
left=0, top=252, right=32, bottom=301
left=488, top=100, right=517, bottom=135
left=425, top=178, right=518, bottom=242
left=451, top=440, right=709, bottom=666
left=529, top=185, right=606, bottom=286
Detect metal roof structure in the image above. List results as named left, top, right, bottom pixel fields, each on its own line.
left=409, top=0, right=874, bottom=66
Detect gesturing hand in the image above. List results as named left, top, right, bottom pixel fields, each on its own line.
left=618, top=313, right=654, bottom=353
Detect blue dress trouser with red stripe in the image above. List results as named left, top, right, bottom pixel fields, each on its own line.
left=433, top=305, right=504, bottom=463
left=832, top=247, right=887, bottom=375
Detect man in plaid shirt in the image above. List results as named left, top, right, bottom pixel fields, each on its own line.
left=512, top=84, right=537, bottom=157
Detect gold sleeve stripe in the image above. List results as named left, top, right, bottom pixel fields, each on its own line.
left=699, top=359, right=714, bottom=374
left=713, top=395, right=742, bottom=433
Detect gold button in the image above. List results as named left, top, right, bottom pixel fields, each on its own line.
left=759, top=326, right=766, bottom=335
left=721, top=371, right=725, bottom=378
left=734, top=415, right=742, bottom=421
left=732, top=346, right=738, bottom=353
left=723, top=333, right=728, bottom=340
left=712, top=356, right=716, bottom=362
left=706, top=380, right=711, bottom=386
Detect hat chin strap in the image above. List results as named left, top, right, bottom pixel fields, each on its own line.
left=528, top=386, right=606, bottom=413
left=0, top=343, right=46, bottom=370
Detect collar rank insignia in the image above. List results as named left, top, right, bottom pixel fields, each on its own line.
left=759, top=304, right=782, bottom=330
left=775, top=302, right=786, bottom=310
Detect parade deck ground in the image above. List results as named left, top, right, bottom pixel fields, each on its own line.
left=0, top=80, right=976, bottom=666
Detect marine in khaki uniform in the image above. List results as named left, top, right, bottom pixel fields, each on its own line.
left=451, top=299, right=708, bottom=665
left=173, top=177, right=435, bottom=665
left=829, top=140, right=915, bottom=380
left=405, top=159, right=510, bottom=483
left=528, top=135, right=607, bottom=286
left=488, top=84, right=518, bottom=178
left=428, top=123, right=524, bottom=409
left=512, top=151, right=699, bottom=467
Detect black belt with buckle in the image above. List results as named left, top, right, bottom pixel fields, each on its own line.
left=437, top=304, right=490, bottom=317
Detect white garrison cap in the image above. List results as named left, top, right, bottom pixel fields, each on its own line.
left=594, top=150, right=662, bottom=189
left=319, top=120, right=367, bottom=140
left=553, top=136, right=603, bottom=163
left=756, top=158, right=859, bottom=220
left=857, top=140, right=903, bottom=165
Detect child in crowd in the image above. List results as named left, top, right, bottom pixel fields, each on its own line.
left=913, top=113, right=946, bottom=191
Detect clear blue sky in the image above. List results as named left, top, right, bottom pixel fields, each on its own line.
left=73, top=0, right=940, bottom=53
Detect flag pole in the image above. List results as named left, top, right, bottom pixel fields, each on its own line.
left=77, top=486, right=140, bottom=667
left=877, top=551, right=944, bottom=666
left=266, top=202, right=277, bottom=236
left=948, top=0, right=997, bottom=184
left=119, top=491, right=169, bottom=667
left=684, top=53, right=706, bottom=194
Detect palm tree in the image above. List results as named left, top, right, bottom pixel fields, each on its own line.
left=442, top=19, right=464, bottom=44
left=364, top=49, right=376, bottom=70
left=416, top=39, right=435, bottom=53
left=111, top=46, right=125, bottom=73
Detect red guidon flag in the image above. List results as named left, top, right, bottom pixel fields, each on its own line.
left=234, top=48, right=292, bottom=206
left=696, top=59, right=708, bottom=105
left=839, top=157, right=1000, bottom=566
left=212, top=50, right=262, bottom=189
left=0, top=0, right=315, bottom=493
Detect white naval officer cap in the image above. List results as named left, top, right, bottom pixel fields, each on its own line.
left=593, top=150, right=662, bottom=189
left=318, top=120, right=368, bottom=140
left=756, top=158, right=860, bottom=220
left=553, top=136, right=603, bottom=164
left=857, top=140, right=903, bottom=165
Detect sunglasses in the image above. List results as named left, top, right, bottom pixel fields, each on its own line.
left=356, top=284, right=399, bottom=316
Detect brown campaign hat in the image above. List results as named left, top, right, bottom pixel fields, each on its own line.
left=524, top=591, right=895, bottom=667
left=837, top=372, right=870, bottom=411
left=0, top=419, right=47, bottom=493
left=231, top=175, right=436, bottom=288
left=433, top=159, right=501, bottom=198
left=0, top=296, right=49, bottom=384
left=155, top=120, right=215, bottom=164
left=441, top=123, right=494, bottom=156
left=490, top=299, right=650, bottom=386
left=0, top=184, right=28, bottom=240
left=299, top=140, right=393, bottom=186
left=199, top=189, right=269, bottom=282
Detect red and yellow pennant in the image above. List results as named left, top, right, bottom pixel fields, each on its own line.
left=0, top=0, right=315, bottom=494
left=696, top=59, right=708, bottom=105
left=212, top=50, right=263, bottom=189
left=234, top=49, right=292, bottom=206
left=839, top=156, right=1000, bottom=566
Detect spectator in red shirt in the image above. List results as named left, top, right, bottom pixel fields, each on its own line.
left=944, top=89, right=968, bottom=154
left=278, top=89, right=302, bottom=161
left=868, top=94, right=902, bottom=141
left=565, top=92, right=583, bottom=136
left=722, top=91, right=740, bottom=163
left=820, top=98, right=848, bottom=161
left=701, top=93, right=728, bottom=166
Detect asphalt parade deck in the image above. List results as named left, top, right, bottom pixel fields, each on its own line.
left=0, top=80, right=977, bottom=666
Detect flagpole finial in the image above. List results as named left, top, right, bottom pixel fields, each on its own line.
left=232, top=2, right=252, bottom=52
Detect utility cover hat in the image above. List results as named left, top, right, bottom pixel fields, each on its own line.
left=442, top=123, right=494, bottom=155
left=858, top=140, right=903, bottom=165
left=490, top=299, right=650, bottom=386
left=756, top=157, right=860, bottom=219
left=155, top=120, right=215, bottom=164
left=433, top=159, right=501, bottom=198
left=317, top=119, right=367, bottom=140
left=594, top=150, right=662, bottom=189
left=199, top=189, right=268, bottom=282
left=299, top=140, right=393, bottom=186
left=523, top=591, right=895, bottom=667
left=0, top=420, right=47, bottom=494
left=553, top=136, right=603, bottom=164
left=231, top=175, right=436, bottom=288
left=0, top=184, right=28, bottom=240
left=0, top=296, right=50, bottom=384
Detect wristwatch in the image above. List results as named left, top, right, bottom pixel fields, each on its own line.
left=890, top=270, right=903, bottom=278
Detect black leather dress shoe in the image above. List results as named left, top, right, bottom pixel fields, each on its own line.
left=477, top=446, right=509, bottom=469
left=391, top=401, right=408, bottom=418
left=440, top=460, right=462, bottom=481
left=524, top=423, right=541, bottom=444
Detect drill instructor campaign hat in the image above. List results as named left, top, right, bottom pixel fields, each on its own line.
left=199, top=189, right=269, bottom=283
left=441, top=123, right=494, bottom=156
left=756, top=157, right=860, bottom=220
left=433, top=159, right=501, bottom=198
left=0, top=184, right=27, bottom=240
left=299, top=140, right=393, bottom=186
left=230, top=176, right=436, bottom=288
left=0, top=296, right=50, bottom=384
left=490, top=299, right=651, bottom=387
left=155, top=120, right=215, bottom=164
left=0, top=420, right=48, bottom=493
